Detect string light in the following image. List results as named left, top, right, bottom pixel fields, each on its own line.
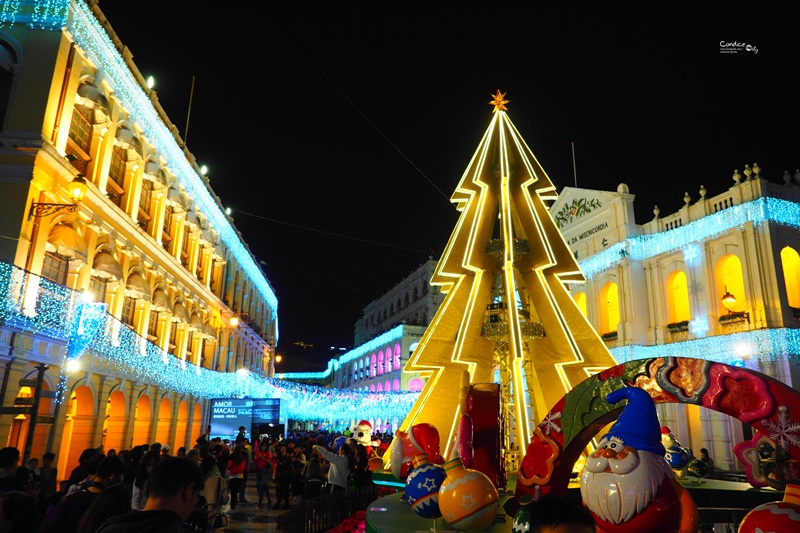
left=0, top=0, right=68, bottom=29
left=579, top=197, right=800, bottom=278
left=0, top=262, right=418, bottom=420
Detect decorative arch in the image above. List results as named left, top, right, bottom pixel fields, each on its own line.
left=132, top=392, right=153, bottom=447
left=513, top=357, right=800, bottom=512
left=572, top=291, right=587, bottom=317
left=103, top=388, right=127, bottom=452
left=174, top=399, right=190, bottom=450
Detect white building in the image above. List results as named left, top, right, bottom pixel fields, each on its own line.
left=553, top=166, right=800, bottom=472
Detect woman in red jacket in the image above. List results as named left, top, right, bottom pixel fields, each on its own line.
left=226, top=445, right=247, bottom=510
left=253, top=439, right=273, bottom=507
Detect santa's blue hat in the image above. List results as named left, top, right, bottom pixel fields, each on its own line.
left=604, top=387, right=665, bottom=456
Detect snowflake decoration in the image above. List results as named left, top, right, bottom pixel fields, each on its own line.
left=761, top=405, right=800, bottom=451
left=541, top=411, right=562, bottom=435
left=689, top=316, right=709, bottom=338
left=682, top=244, right=701, bottom=264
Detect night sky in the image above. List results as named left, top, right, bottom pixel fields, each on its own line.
left=96, top=2, right=800, bottom=370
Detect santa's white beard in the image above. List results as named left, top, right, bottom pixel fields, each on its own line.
left=580, top=450, right=674, bottom=524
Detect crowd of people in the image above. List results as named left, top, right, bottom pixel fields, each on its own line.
left=0, top=426, right=388, bottom=532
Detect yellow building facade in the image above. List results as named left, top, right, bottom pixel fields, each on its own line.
left=0, top=1, right=278, bottom=480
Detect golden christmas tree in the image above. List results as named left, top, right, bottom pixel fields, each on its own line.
left=398, top=92, right=617, bottom=457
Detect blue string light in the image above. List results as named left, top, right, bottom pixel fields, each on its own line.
left=579, top=197, right=800, bottom=278
left=0, top=262, right=418, bottom=420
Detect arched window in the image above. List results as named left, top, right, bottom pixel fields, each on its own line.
left=377, top=351, right=384, bottom=375
left=781, top=246, right=800, bottom=308
left=600, top=281, right=620, bottom=335
left=371, top=353, right=377, bottom=377
left=384, top=380, right=391, bottom=392
left=407, top=378, right=424, bottom=391
left=377, top=382, right=383, bottom=392
left=385, top=353, right=392, bottom=373
left=394, top=344, right=402, bottom=369
left=573, top=291, right=587, bottom=317
left=665, top=270, right=691, bottom=323
left=393, top=379, right=401, bottom=391
left=715, top=254, right=746, bottom=314
left=370, top=384, right=376, bottom=393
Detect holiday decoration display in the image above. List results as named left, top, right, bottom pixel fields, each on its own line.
left=391, top=91, right=617, bottom=468
left=451, top=414, right=474, bottom=468
left=390, top=423, right=442, bottom=481
left=661, top=426, right=692, bottom=475
left=737, top=483, right=800, bottom=533
left=353, top=420, right=375, bottom=454
left=437, top=456, right=499, bottom=531
left=580, top=387, right=698, bottom=533
left=404, top=453, right=446, bottom=519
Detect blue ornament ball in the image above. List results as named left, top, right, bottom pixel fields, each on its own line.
left=665, top=445, right=692, bottom=470
left=405, top=461, right=447, bottom=519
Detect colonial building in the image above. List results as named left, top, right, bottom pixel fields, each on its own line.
left=554, top=168, right=800, bottom=472
left=278, top=259, right=443, bottom=432
left=0, top=1, right=278, bottom=478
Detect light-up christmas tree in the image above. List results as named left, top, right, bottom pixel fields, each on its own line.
left=398, top=92, right=618, bottom=457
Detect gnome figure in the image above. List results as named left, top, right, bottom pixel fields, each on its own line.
left=661, top=426, right=692, bottom=476
left=580, top=387, right=698, bottom=533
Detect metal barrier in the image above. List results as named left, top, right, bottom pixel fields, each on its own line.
left=277, top=485, right=378, bottom=533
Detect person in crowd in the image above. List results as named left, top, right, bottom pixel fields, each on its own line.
left=352, top=443, right=372, bottom=490
left=0, top=490, right=40, bottom=532
left=225, top=445, right=247, bottom=510
left=291, top=448, right=306, bottom=498
left=175, top=447, right=186, bottom=458
left=95, top=457, right=204, bottom=533
left=74, top=483, right=131, bottom=533
left=159, top=445, right=170, bottom=459
left=38, top=454, right=125, bottom=533
left=26, top=457, right=42, bottom=494
left=64, top=448, right=103, bottom=493
left=700, top=448, right=715, bottom=475
left=36, top=452, right=57, bottom=515
left=253, top=439, right=272, bottom=508
left=302, top=452, right=324, bottom=500
left=186, top=449, right=201, bottom=465
left=526, top=493, right=596, bottom=533
left=273, top=447, right=293, bottom=509
left=195, top=425, right=211, bottom=449
left=312, top=442, right=353, bottom=493
left=236, top=437, right=252, bottom=505
left=199, top=456, right=227, bottom=524
left=131, top=450, right=161, bottom=511
left=0, top=448, right=26, bottom=495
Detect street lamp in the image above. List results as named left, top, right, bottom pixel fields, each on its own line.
left=29, top=174, right=89, bottom=219
left=721, top=286, right=737, bottom=313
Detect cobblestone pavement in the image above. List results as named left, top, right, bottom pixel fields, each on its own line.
left=220, top=474, right=296, bottom=533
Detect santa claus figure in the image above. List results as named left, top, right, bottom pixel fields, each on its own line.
left=353, top=419, right=375, bottom=455
left=580, top=387, right=698, bottom=533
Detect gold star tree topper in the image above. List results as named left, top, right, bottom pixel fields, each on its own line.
left=489, top=90, right=509, bottom=112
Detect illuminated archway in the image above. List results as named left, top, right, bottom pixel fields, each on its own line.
left=174, top=399, right=189, bottom=450
left=715, top=254, right=746, bottom=315
left=57, top=384, right=94, bottom=482
left=132, top=393, right=152, bottom=447
left=572, top=291, right=587, bottom=318
left=599, top=281, right=619, bottom=335
left=155, top=396, right=172, bottom=448
left=666, top=270, right=691, bottom=322
left=407, top=378, right=424, bottom=392
left=192, top=401, right=203, bottom=444
left=780, top=246, right=800, bottom=308
left=102, top=389, right=127, bottom=452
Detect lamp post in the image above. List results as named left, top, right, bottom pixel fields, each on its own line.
left=721, top=285, right=737, bottom=313
left=28, top=174, right=89, bottom=219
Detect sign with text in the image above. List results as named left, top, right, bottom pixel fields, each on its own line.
left=209, top=398, right=284, bottom=443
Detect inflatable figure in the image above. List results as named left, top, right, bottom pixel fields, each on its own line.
left=353, top=419, right=375, bottom=455
left=580, top=387, right=698, bottom=533
left=390, top=423, right=441, bottom=481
